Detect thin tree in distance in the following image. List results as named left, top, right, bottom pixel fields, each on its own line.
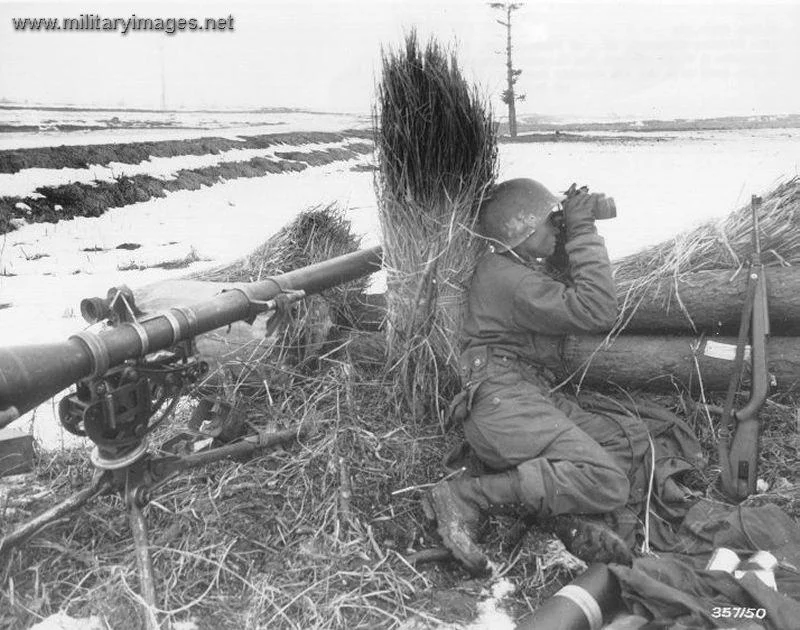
left=489, top=2, right=525, bottom=138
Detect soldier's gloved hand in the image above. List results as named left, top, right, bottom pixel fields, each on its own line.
left=563, top=192, right=598, bottom=240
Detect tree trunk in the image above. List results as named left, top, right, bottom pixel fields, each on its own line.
left=618, top=266, right=800, bottom=334
left=346, top=267, right=800, bottom=335
left=133, top=279, right=800, bottom=395
left=559, top=334, right=800, bottom=393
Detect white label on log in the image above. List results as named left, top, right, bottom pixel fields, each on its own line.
left=704, top=340, right=751, bottom=362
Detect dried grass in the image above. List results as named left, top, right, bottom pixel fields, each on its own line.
left=188, top=203, right=370, bottom=392
left=4, top=361, right=798, bottom=629
left=612, top=176, right=800, bottom=335
left=0, top=363, right=470, bottom=630
left=193, top=203, right=363, bottom=286
left=4, top=282, right=799, bottom=629
left=375, top=31, right=497, bottom=420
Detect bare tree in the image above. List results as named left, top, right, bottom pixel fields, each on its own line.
left=489, top=2, right=525, bottom=138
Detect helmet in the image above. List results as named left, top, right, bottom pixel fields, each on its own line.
left=478, top=178, right=564, bottom=252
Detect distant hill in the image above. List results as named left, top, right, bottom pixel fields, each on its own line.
left=0, top=104, right=312, bottom=114
left=505, top=114, right=800, bottom=134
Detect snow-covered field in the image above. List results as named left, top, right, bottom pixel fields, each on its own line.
left=500, top=128, right=800, bottom=258
left=1, top=107, right=367, bottom=132
left=0, top=138, right=366, bottom=198
left=0, top=111, right=798, bottom=449
left=0, top=109, right=370, bottom=149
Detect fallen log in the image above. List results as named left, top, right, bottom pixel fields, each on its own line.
left=135, top=280, right=800, bottom=394
left=560, top=334, right=800, bottom=393
left=616, top=265, right=800, bottom=334
left=322, top=265, right=800, bottom=335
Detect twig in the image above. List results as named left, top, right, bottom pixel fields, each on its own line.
left=403, top=547, right=453, bottom=565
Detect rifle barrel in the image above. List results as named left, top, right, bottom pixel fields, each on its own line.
left=751, top=195, right=762, bottom=259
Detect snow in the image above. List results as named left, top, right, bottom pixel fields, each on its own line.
left=28, top=613, right=105, bottom=630
left=465, top=578, right=516, bottom=630
left=0, top=159, right=380, bottom=346
left=0, top=139, right=367, bottom=198
left=500, top=128, right=800, bottom=260
left=0, top=110, right=370, bottom=149
left=2, top=107, right=365, bottom=131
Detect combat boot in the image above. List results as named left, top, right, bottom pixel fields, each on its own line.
left=546, top=514, right=634, bottom=566
left=424, top=472, right=524, bottom=575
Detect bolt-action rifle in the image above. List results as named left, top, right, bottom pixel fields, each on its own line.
left=0, top=245, right=382, bottom=629
left=718, top=195, right=771, bottom=501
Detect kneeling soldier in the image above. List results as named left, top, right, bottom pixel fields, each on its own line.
left=426, top=178, right=634, bottom=574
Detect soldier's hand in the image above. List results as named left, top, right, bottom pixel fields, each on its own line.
left=563, top=192, right=598, bottom=239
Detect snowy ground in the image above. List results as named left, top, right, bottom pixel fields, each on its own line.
left=1, top=107, right=366, bottom=131
left=500, top=128, right=800, bottom=258
left=0, top=159, right=380, bottom=343
left=0, top=120, right=798, bottom=449
left=0, top=109, right=369, bottom=149
left=0, top=138, right=367, bottom=198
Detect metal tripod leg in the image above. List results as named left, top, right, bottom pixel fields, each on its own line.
left=127, top=488, right=160, bottom=630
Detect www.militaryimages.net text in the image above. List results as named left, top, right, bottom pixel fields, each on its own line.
left=11, top=14, right=234, bottom=35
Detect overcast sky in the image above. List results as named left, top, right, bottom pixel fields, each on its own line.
left=0, top=0, right=798, bottom=120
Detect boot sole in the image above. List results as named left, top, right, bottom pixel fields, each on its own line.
left=427, top=485, right=490, bottom=576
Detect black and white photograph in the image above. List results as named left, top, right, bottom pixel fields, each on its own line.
left=0, top=1, right=799, bottom=628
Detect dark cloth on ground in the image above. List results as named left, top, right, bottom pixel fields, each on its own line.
left=607, top=501, right=800, bottom=629
left=610, top=554, right=800, bottom=630
left=577, top=393, right=705, bottom=550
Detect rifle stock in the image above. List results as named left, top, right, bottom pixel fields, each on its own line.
left=0, top=245, right=382, bottom=425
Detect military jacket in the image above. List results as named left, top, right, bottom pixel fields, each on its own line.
left=461, top=231, right=618, bottom=369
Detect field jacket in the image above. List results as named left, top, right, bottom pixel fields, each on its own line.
left=458, top=229, right=618, bottom=392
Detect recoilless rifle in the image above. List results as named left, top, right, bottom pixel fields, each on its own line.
left=0, top=245, right=382, bottom=628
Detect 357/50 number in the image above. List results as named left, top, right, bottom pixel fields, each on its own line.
left=711, top=607, right=766, bottom=620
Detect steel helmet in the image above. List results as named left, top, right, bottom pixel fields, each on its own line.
left=478, top=178, right=564, bottom=252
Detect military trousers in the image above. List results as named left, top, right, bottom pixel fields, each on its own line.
left=462, top=354, right=636, bottom=517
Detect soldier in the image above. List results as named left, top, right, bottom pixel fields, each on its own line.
left=425, top=178, right=637, bottom=575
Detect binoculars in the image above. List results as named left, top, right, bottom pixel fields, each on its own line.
left=589, top=193, right=617, bottom=220
left=563, top=183, right=617, bottom=221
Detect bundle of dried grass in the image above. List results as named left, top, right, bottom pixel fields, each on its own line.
left=375, top=31, right=497, bottom=419
left=196, top=202, right=363, bottom=285
left=190, top=203, right=368, bottom=387
left=612, top=176, right=800, bottom=334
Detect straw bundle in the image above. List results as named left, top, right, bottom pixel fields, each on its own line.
left=196, top=202, right=363, bottom=284
left=189, top=203, right=367, bottom=381
left=375, top=31, right=497, bottom=419
left=612, top=176, right=800, bottom=334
